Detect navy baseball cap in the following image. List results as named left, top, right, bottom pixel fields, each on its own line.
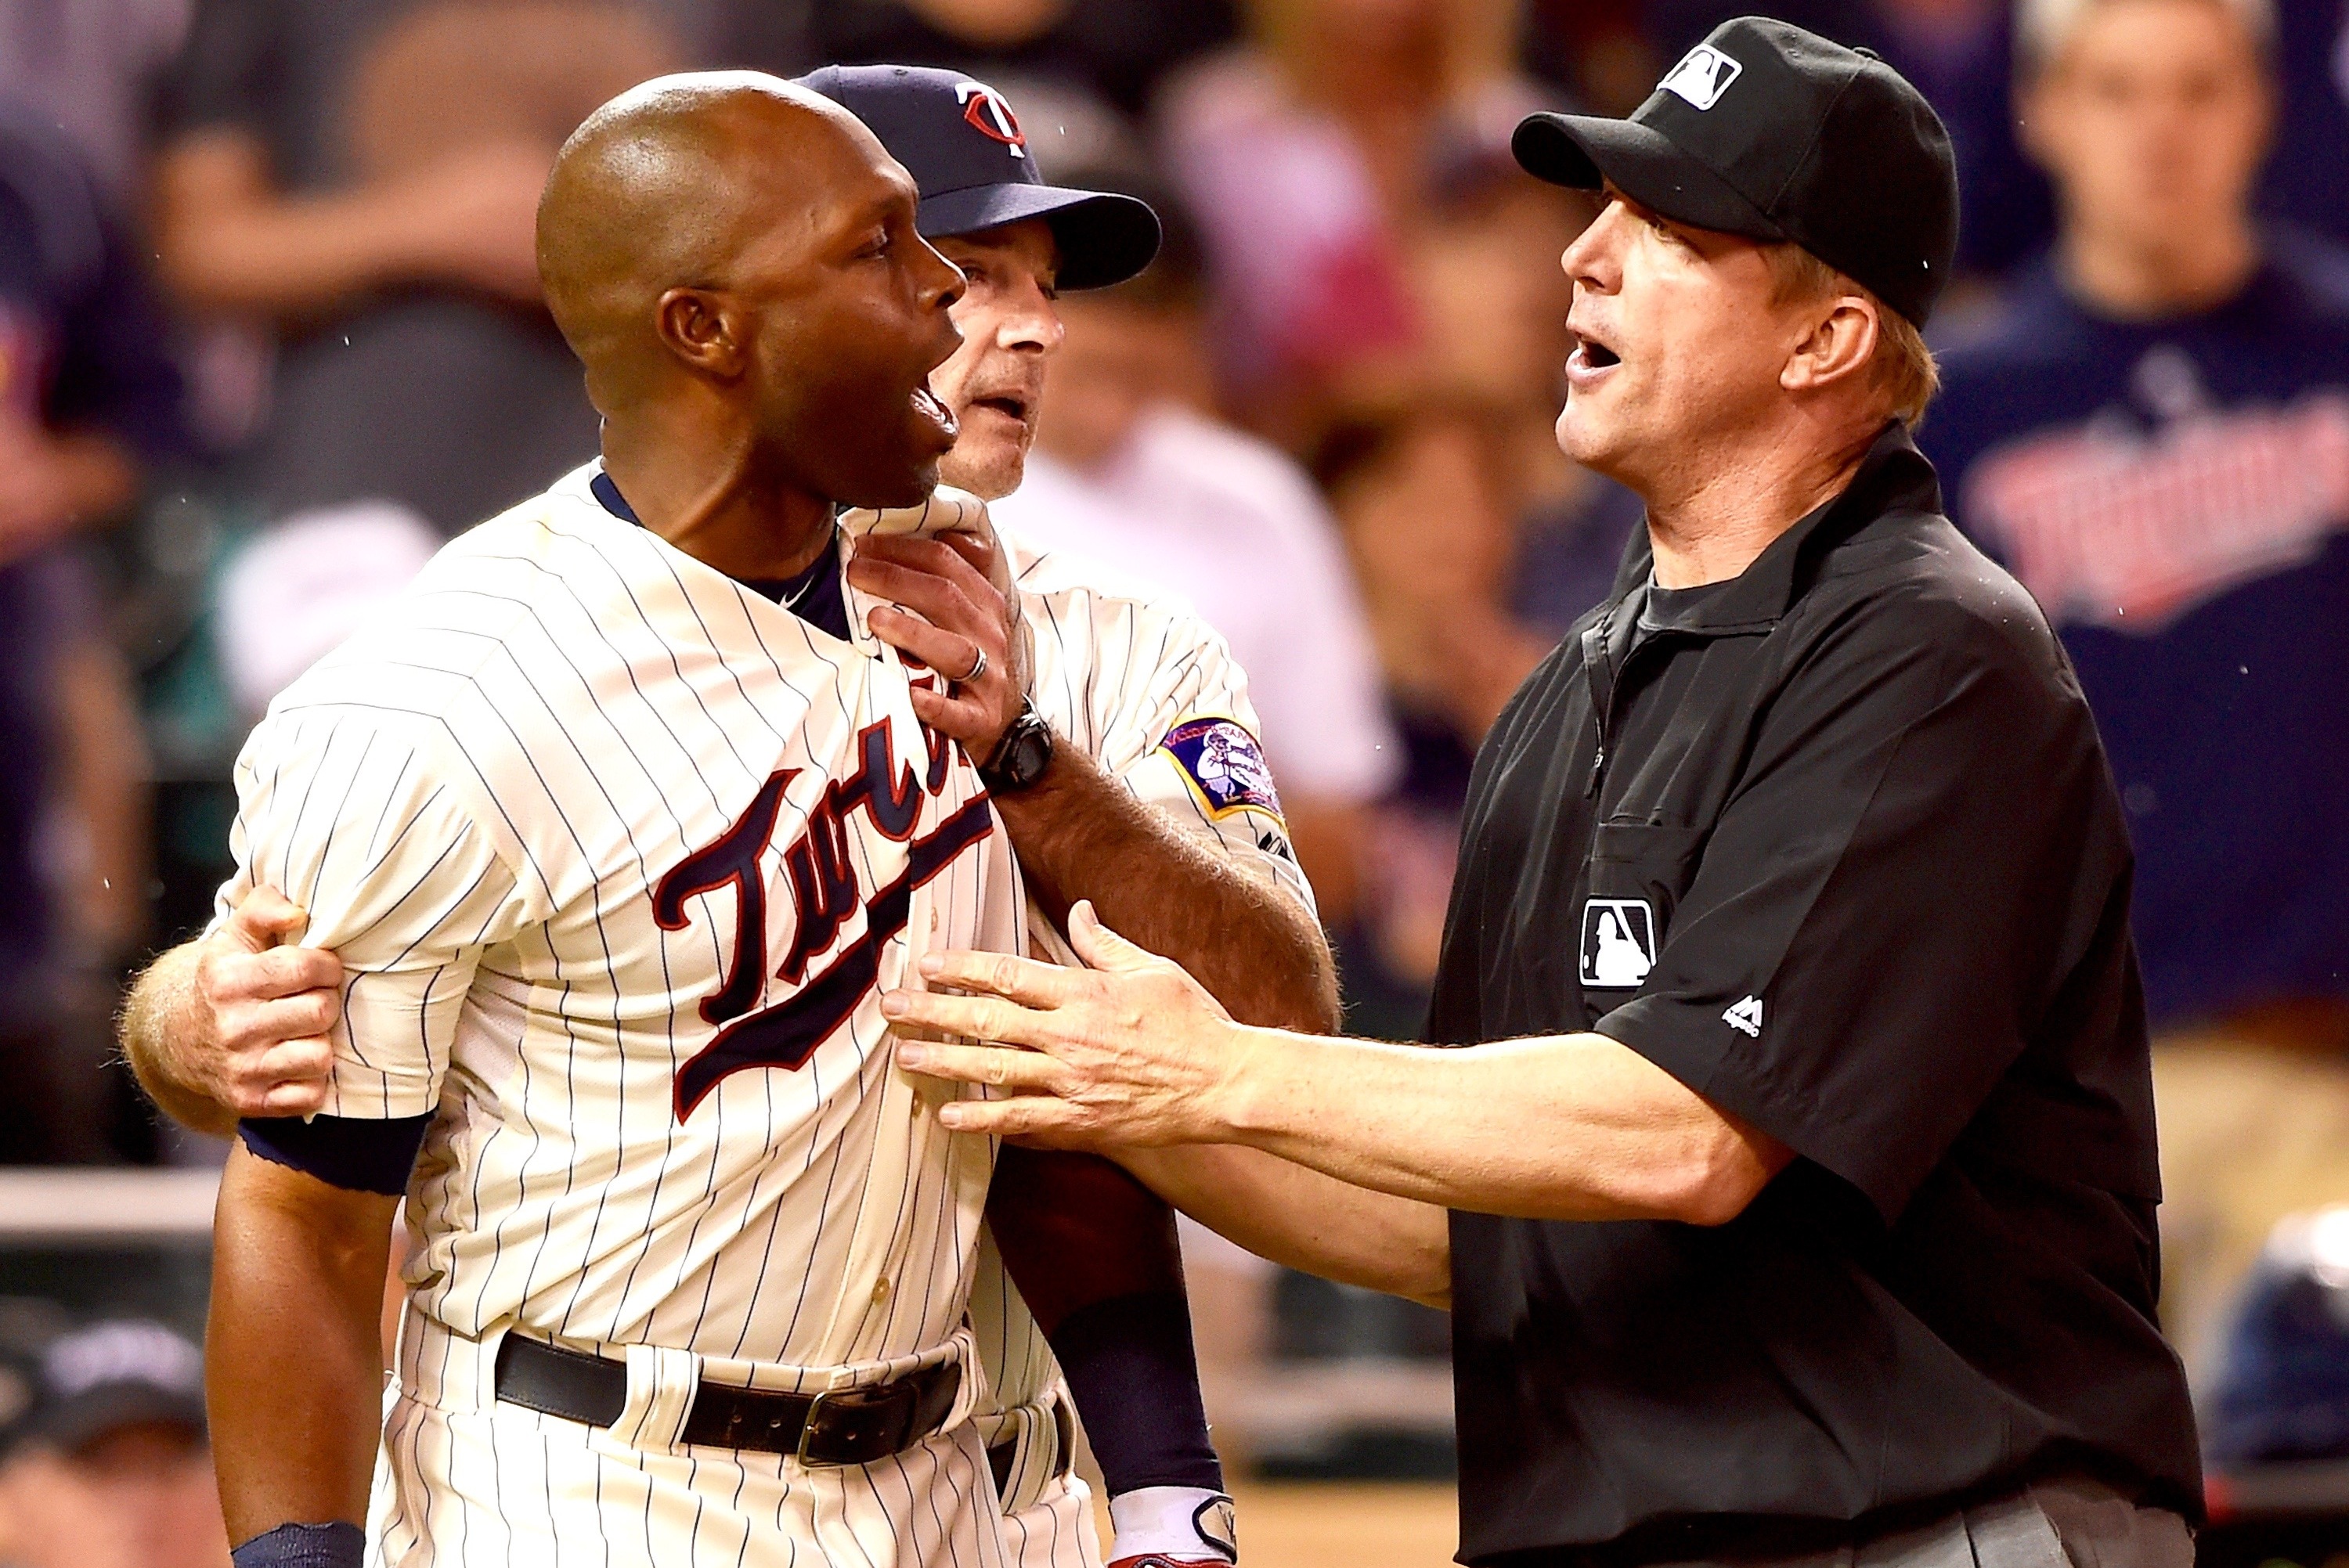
left=1511, top=17, right=1958, bottom=325
left=796, top=64, right=1161, bottom=291
left=17, top=1320, right=207, bottom=1454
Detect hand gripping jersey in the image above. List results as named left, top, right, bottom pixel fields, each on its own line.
left=216, top=463, right=1025, bottom=1565
left=962, top=524, right=1315, bottom=1565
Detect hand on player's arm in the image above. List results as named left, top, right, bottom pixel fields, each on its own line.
left=208, top=1142, right=398, bottom=1549
left=886, top=903, right=1792, bottom=1226
left=850, top=531, right=1337, bottom=1034
left=119, top=887, right=343, bottom=1137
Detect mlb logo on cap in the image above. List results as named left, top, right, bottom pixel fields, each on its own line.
left=1660, top=45, right=1744, bottom=110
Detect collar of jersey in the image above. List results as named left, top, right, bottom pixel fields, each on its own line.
left=588, top=465, right=873, bottom=649
left=1609, top=421, right=1941, bottom=637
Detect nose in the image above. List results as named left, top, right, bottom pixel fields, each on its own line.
left=915, top=236, right=966, bottom=314
left=1561, top=198, right=1628, bottom=294
left=998, top=277, right=1066, bottom=355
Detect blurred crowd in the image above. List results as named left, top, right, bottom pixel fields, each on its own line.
left=1, top=0, right=2347, bottom=1523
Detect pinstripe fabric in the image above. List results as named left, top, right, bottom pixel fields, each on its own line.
left=374, top=1310, right=1014, bottom=1568
left=220, top=461, right=1027, bottom=1561
left=961, top=528, right=1316, bottom=1568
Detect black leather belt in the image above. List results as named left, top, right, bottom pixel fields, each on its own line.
left=493, top=1332, right=962, bottom=1465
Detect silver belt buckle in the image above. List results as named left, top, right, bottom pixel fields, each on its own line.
left=793, top=1386, right=846, bottom=1468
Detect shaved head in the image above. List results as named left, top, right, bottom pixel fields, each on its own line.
left=538, top=70, right=965, bottom=511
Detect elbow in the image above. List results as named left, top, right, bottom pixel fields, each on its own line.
left=1659, top=1135, right=1781, bottom=1227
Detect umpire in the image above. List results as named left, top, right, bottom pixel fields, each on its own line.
left=885, top=16, right=2203, bottom=1566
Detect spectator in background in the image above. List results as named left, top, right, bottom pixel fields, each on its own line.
left=0, top=106, right=182, bottom=1162
left=992, top=180, right=1397, bottom=921
left=808, top=0, right=1239, bottom=115
left=0, top=1319, right=229, bottom=1568
left=1155, top=0, right=1549, bottom=439
left=1310, top=403, right=1547, bottom=1038
left=150, top=0, right=682, bottom=539
left=1919, top=0, right=2349, bottom=1384
left=1403, top=142, right=1640, bottom=636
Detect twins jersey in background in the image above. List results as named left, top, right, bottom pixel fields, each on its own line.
left=215, top=463, right=1024, bottom=1566
left=966, top=524, right=1315, bottom=1566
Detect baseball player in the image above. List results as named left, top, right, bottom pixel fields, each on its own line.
left=190, top=74, right=1054, bottom=1568
left=122, top=68, right=1340, bottom=1568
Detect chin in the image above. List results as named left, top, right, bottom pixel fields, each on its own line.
left=843, top=458, right=941, bottom=513
left=939, top=449, right=1023, bottom=503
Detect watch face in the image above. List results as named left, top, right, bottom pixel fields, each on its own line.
left=1005, top=719, right=1052, bottom=784
left=985, top=712, right=1052, bottom=791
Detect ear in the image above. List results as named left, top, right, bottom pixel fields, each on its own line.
left=1780, top=294, right=1880, bottom=397
left=654, top=287, right=746, bottom=378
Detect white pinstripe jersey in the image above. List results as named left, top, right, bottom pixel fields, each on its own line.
left=969, top=525, right=1315, bottom=1426
left=216, top=461, right=1024, bottom=1372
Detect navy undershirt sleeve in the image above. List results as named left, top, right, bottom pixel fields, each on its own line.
left=239, top=1113, right=434, bottom=1196
left=1048, top=1289, right=1224, bottom=1494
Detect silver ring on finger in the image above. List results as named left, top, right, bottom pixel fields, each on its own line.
left=956, top=645, right=989, bottom=686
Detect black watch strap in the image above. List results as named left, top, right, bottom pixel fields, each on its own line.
left=980, top=701, right=1054, bottom=793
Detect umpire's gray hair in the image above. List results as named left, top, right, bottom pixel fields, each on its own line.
left=2016, top=0, right=2274, bottom=74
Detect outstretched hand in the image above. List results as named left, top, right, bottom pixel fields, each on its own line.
left=882, top=902, right=1252, bottom=1148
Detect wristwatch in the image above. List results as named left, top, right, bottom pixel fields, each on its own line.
left=980, top=698, right=1054, bottom=793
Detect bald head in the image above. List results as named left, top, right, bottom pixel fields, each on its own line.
left=539, top=73, right=895, bottom=387
left=536, top=70, right=966, bottom=510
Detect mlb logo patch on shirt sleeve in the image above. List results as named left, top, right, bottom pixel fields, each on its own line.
left=1580, top=898, right=1658, bottom=989
left=1159, top=717, right=1285, bottom=822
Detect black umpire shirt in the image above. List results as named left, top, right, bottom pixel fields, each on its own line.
left=1430, top=425, right=2200, bottom=1564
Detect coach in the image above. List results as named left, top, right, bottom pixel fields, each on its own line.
left=886, top=18, right=2203, bottom=1566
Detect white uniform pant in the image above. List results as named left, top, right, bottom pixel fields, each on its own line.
left=373, top=1313, right=1012, bottom=1567
left=983, top=1386, right=1102, bottom=1568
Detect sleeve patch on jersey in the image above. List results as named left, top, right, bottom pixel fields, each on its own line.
left=1159, top=718, right=1284, bottom=822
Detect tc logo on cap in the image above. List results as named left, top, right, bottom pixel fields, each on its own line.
left=954, top=81, right=1027, bottom=159
left=1658, top=44, right=1743, bottom=110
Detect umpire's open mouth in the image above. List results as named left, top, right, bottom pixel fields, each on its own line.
left=1565, top=330, right=1622, bottom=390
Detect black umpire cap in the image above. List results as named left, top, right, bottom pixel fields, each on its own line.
left=1511, top=16, right=1958, bottom=325
left=796, top=65, right=1161, bottom=291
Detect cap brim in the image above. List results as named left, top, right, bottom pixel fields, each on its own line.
left=31, top=1385, right=206, bottom=1454
left=1511, top=113, right=1784, bottom=243
left=916, top=182, right=1162, bottom=291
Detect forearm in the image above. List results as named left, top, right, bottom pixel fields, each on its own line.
left=994, top=745, right=1338, bottom=1032
left=120, top=942, right=235, bottom=1137
left=1117, top=1143, right=1451, bottom=1308
left=156, top=135, right=420, bottom=316
left=1215, top=1029, right=1781, bottom=1225
left=208, top=1144, right=397, bottom=1544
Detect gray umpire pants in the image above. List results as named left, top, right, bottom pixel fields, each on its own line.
left=1644, top=1478, right=2195, bottom=1568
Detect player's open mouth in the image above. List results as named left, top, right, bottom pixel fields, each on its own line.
left=972, top=393, right=1030, bottom=426
left=912, top=385, right=960, bottom=442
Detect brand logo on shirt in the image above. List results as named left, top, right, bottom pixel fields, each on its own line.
left=1160, top=717, right=1285, bottom=822
left=955, top=81, right=1027, bottom=157
left=1659, top=45, right=1743, bottom=110
left=1723, top=995, right=1763, bottom=1037
left=1965, top=389, right=2349, bottom=633
left=1579, top=899, right=1657, bottom=989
